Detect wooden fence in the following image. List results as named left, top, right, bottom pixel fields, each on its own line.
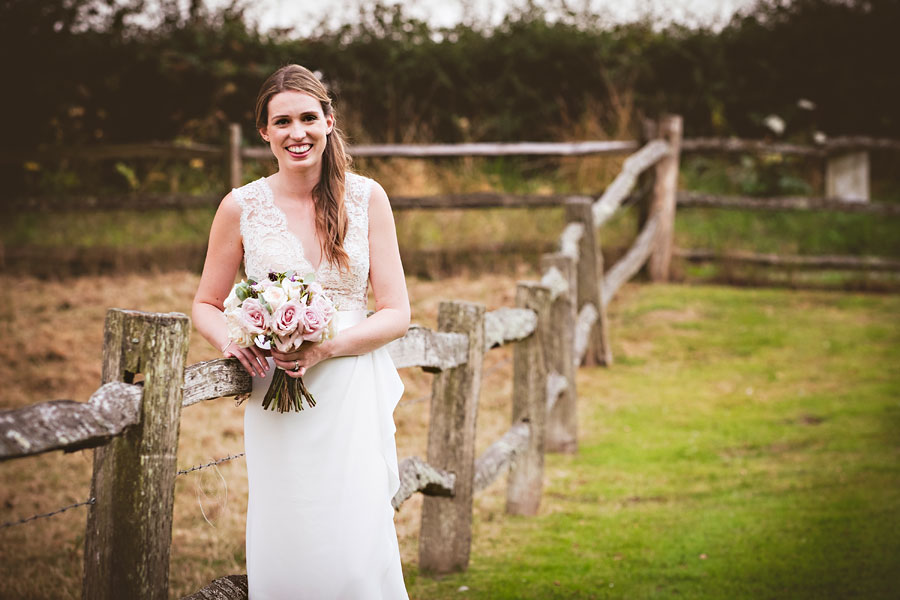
left=0, top=116, right=686, bottom=598
left=3, top=122, right=898, bottom=282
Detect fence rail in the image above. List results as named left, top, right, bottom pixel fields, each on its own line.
left=676, top=191, right=900, bottom=216
left=1, top=191, right=580, bottom=214
left=5, top=133, right=896, bottom=165
left=676, top=249, right=900, bottom=272
left=680, top=135, right=900, bottom=155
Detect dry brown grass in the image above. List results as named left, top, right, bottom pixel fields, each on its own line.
left=0, top=268, right=537, bottom=599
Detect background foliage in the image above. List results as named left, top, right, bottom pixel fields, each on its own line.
left=3, top=0, right=898, bottom=157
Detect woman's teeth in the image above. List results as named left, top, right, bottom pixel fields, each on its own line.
left=287, top=144, right=312, bottom=153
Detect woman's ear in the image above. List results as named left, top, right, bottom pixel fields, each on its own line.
left=259, top=127, right=269, bottom=143
left=326, top=113, right=335, bottom=135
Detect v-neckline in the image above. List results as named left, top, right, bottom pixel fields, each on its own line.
left=260, top=176, right=323, bottom=275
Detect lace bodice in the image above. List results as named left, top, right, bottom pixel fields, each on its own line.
left=232, top=172, right=372, bottom=310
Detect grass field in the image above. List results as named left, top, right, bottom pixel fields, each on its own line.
left=0, top=272, right=897, bottom=599
left=404, top=283, right=900, bottom=599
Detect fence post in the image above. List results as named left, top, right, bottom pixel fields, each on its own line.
left=226, top=123, right=243, bottom=190
left=647, top=114, right=683, bottom=282
left=506, top=282, right=552, bottom=515
left=83, top=309, right=190, bottom=600
left=565, top=197, right=612, bottom=366
left=540, top=253, right=578, bottom=454
left=419, top=301, right=485, bottom=574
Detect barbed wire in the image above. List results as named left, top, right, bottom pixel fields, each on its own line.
left=1, top=452, right=246, bottom=530
left=0, top=497, right=96, bottom=530
left=177, top=452, right=245, bottom=476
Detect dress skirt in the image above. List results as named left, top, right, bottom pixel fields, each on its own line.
left=243, top=310, right=408, bottom=599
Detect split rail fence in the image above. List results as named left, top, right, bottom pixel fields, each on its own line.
left=1, top=114, right=897, bottom=597
left=3, top=122, right=899, bottom=279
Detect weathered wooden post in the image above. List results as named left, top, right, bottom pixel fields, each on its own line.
left=226, top=123, right=243, bottom=190
left=506, top=282, right=552, bottom=515
left=540, top=253, right=578, bottom=454
left=565, top=197, right=612, bottom=366
left=419, top=301, right=485, bottom=573
left=83, top=309, right=191, bottom=600
left=647, top=114, right=683, bottom=282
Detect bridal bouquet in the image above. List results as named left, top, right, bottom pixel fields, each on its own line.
left=224, top=271, right=336, bottom=412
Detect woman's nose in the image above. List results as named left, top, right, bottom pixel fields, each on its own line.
left=289, top=120, right=305, bottom=139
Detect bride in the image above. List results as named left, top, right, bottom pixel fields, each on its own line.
left=192, top=64, right=410, bottom=599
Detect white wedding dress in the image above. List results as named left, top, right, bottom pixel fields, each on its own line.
left=232, top=173, right=408, bottom=599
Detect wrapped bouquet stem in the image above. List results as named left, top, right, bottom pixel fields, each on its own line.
left=224, top=270, right=335, bottom=413
left=263, top=369, right=315, bottom=412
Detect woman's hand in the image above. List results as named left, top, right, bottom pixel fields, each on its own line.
left=224, top=342, right=270, bottom=377
left=271, top=341, right=334, bottom=378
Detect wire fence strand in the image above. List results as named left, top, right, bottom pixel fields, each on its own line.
left=176, top=452, right=245, bottom=476
left=1, top=452, right=247, bottom=530
left=0, top=497, right=96, bottom=530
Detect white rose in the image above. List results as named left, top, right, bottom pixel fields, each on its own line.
left=262, top=285, right=287, bottom=311
left=224, top=289, right=241, bottom=312
left=283, top=279, right=305, bottom=302
left=225, top=309, right=255, bottom=347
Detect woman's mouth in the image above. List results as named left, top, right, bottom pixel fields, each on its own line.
left=286, top=144, right=312, bottom=158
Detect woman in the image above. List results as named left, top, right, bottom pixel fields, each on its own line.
left=192, top=64, right=410, bottom=599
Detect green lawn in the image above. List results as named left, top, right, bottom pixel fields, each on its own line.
left=404, top=284, right=900, bottom=599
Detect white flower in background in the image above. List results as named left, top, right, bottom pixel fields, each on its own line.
left=813, top=131, right=827, bottom=144
left=797, top=98, right=816, bottom=111
left=764, top=114, right=785, bottom=135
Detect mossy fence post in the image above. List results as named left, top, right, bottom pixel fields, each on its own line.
left=565, top=197, right=612, bottom=366
left=226, top=123, right=243, bottom=191
left=647, top=114, right=683, bottom=282
left=83, top=309, right=190, bottom=600
left=506, top=282, right=552, bottom=515
left=418, top=301, right=486, bottom=574
left=540, top=253, right=578, bottom=454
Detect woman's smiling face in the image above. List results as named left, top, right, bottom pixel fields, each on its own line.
left=260, top=90, right=334, bottom=174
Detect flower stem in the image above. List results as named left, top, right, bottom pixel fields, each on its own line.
left=261, top=367, right=316, bottom=412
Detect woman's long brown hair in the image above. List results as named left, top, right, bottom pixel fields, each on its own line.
left=255, top=64, right=351, bottom=272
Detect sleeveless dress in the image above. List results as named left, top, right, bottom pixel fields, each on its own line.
left=232, top=173, right=408, bottom=600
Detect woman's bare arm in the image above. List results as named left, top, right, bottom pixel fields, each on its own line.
left=192, top=193, right=269, bottom=377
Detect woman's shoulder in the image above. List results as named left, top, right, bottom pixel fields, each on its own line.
left=344, top=171, right=376, bottom=206
left=231, top=177, right=268, bottom=208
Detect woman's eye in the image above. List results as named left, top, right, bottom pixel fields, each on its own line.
left=275, top=118, right=289, bottom=125
left=303, top=115, right=318, bottom=122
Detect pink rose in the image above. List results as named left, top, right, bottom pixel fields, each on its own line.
left=301, top=303, right=330, bottom=342
left=239, top=298, right=269, bottom=335
left=272, top=300, right=302, bottom=337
